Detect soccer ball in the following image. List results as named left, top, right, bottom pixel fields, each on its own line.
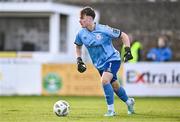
left=53, top=100, right=70, bottom=117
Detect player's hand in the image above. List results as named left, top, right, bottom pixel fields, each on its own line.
left=77, top=57, right=87, bottom=73
left=124, top=47, right=133, bottom=62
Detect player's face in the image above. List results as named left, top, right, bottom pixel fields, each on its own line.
left=79, top=14, right=92, bottom=28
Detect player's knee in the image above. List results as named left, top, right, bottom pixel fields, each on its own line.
left=101, top=78, right=110, bottom=84
left=101, top=72, right=113, bottom=85
left=112, top=85, right=119, bottom=92
left=111, top=82, right=120, bottom=92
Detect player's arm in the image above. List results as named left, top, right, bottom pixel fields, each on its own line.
left=119, top=32, right=133, bottom=62
left=75, top=45, right=86, bottom=73
left=76, top=45, right=82, bottom=58
left=104, top=25, right=133, bottom=62
left=120, top=32, right=130, bottom=47
left=74, top=33, right=86, bottom=73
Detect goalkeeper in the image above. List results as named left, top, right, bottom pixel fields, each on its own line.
left=74, top=6, right=135, bottom=117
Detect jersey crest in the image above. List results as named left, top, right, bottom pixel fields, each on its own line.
left=96, top=33, right=103, bottom=41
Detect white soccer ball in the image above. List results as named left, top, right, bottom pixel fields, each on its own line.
left=53, top=100, right=70, bottom=117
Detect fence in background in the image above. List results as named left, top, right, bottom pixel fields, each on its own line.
left=0, top=60, right=179, bottom=96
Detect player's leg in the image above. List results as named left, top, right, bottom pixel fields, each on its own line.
left=101, top=71, right=116, bottom=117
left=109, top=60, right=135, bottom=115
left=111, top=81, right=135, bottom=115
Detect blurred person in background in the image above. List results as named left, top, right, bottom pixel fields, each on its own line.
left=74, top=6, right=135, bottom=117
left=146, top=36, right=172, bottom=62
left=121, top=34, right=143, bottom=63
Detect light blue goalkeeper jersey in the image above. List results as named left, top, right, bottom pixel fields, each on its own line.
left=74, top=24, right=121, bottom=70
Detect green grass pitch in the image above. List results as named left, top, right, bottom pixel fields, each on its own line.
left=0, top=96, right=180, bottom=122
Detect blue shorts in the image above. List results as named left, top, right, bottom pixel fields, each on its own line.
left=98, top=61, right=121, bottom=83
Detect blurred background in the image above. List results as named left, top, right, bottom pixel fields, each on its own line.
left=0, top=0, right=180, bottom=97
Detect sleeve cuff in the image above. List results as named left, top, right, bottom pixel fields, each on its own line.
left=118, top=31, right=122, bottom=38
left=74, top=42, right=83, bottom=46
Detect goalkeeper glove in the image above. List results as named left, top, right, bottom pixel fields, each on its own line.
left=124, top=47, right=133, bottom=62
left=77, top=57, right=86, bottom=73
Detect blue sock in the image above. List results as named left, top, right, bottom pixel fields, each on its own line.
left=103, top=83, right=114, bottom=105
left=115, top=86, right=128, bottom=102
